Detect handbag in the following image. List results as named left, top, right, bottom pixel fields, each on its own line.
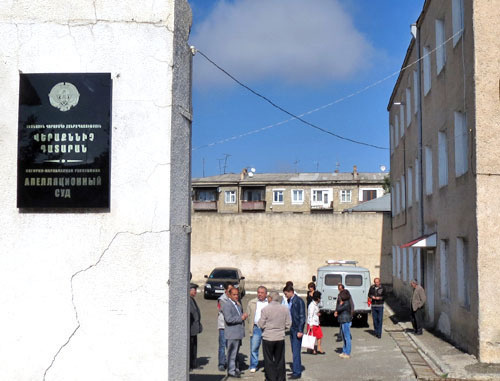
left=301, top=328, right=316, bottom=350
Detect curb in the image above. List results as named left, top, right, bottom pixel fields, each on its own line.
left=384, top=304, right=449, bottom=377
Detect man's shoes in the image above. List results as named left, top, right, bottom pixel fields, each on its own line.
left=339, top=353, right=351, bottom=359
left=415, top=330, right=423, bottom=335
left=249, top=368, right=256, bottom=373
left=336, top=337, right=342, bottom=342
left=376, top=334, right=381, bottom=338
left=288, top=375, right=301, bottom=380
left=218, top=365, right=225, bottom=372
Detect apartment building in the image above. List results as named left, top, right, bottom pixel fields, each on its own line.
left=192, top=168, right=386, bottom=214
left=388, top=0, right=500, bottom=362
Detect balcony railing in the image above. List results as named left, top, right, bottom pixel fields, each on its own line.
left=193, top=201, right=218, bottom=211
left=241, top=200, right=266, bottom=211
left=310, top=201, right=334, bottom=210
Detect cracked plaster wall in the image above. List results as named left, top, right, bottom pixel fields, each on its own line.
left=0, top=0, right=191, bottom=379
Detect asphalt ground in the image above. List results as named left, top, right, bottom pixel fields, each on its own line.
left=190, top=293, right=416, bottom=381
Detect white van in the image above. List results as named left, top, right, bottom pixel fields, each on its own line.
left=312, top=260, right=371, bottom=324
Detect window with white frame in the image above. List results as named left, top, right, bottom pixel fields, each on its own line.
left=456, top=237, right=469, bottom=307
left=402, top=247, right=407, bottom=282
left=311, top=189, right=332, bottom=207
left=452, top=0, right=464, bottom=46
left=425, top=146, right=433, bottom=195
left=340, top=189, right=352, bottom=203
left=392, top=246, right=397, bottom=276
left=440, top=239, right=449, bottom=299
left=407, top=167, right=413, bottom=206
left=395, top=182, right=401, bottom=214
left=454, top=111, right=468, bottom=177
left=435, top=19, right=446, bottom=74
left=423, top=46, right=431, bottom=95
left=400, top=104, right=405, bottom=138
left=406, top=87, right=412, bottom=127
left=291, top=189, right=304, bottom=204
left=224, top=190, right=236, bottom=204
left=438, top=131, right=448, bottom=187
left=400, top=175, right=406, bottom=211
left=273, top=189, right=284, bottom=204
left=413, top=70, right=419, bottom=115
left=359, top=188, right=382, bottom=202
left=415, top=158, right=420, bottom=203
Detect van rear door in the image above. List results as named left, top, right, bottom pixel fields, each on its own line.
left=344, top=273, right=369, bottom=311
left=318, top=272, right=342, bottom=312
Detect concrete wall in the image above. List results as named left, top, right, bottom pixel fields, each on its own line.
left=191, top=212, right=391, bottom=290
left=473, top=0, right=500, bottom=363
left=0, top=1, right=191, bottom=379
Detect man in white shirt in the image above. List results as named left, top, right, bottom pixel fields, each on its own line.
left=246, top=286, right=268, bottom=373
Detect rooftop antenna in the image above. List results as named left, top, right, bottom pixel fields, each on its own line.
left=380, top=165, right=387, bottom=172
left=314, top=161, right=319, bottom=172
left=293, top=160, right=300, bottom=173
left=335, top=162, right=340, bottom=173
left=221, top=153, right=231, bottom=174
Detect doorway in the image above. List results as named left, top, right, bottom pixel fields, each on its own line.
left=422, top=249, right=435, bottom=326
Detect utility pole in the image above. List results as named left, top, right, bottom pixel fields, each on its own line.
left=202, top=158, right=205, bottom=177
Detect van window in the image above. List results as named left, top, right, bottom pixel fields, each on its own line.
left=324, top=274, right=342, bottom=286
left=345, top=274, right=362, bottom=287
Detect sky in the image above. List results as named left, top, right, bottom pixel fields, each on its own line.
left=188, top=0, right=425, bottom=178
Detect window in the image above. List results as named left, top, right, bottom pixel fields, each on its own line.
left=416, top=248, right=422, bottom=285
left=392, top=246, right=397, bottom=276
left=407, top=167, right=413, bottom=206
left=425, top=146, right=433, bottom=195
left=311, top=189, right=332, bottom=206
left=291, top=189, right=304, bottom=204
left=345, top=275, right=363, bottom=287
left=391, top=187, right=395, bottom=217
left=244, top=189, right=263, bottom=201
left=413, top=70, right=419, bottom=115
left=324, top=274, right=342, bottom=286
left=415, top=158, right=420, bottom=203
left=454, top=111, right=468, bottom=177
left=397, top=246, right=402, bottom=278
left=402, top=248, right=407, bottom=282
left=408, top=247, right=414, bottom=281
left=390, top=124, right=394, bottom=154
left=400, top=175, right=406, bottom=211
left=435, top=19, right=446, bottom=74
left=440, top=239, right=449, bottom=299
left=400, top=104, right=405, bottom=137
left=395, top=115, right=399, bottom=145
left=452, top=0, right=464, bottom=46
left=273, top=189, right=284, bottom=204
left=423, top=46, right=431, bottom=95
left=197, top=190, right=216, bottom=201
left=438, top=131, right=448, bottom=187
left=456, top=237, right=469, bottom=307
left=395, top=181, right=401, bottom=214
left=363, top=189, right=377, bottom=202
left=224, top=190, right=236, bottom=204
left=340, top=190, right=352, bottom=203
left=406, top=88, right=412, bottom=127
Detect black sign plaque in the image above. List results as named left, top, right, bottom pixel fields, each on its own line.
left=17, top=73, right=112, bottom=208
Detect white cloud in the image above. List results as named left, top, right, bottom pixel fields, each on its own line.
left=191, top=0, right=374, bottom=88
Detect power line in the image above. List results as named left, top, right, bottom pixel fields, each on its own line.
left=192, top=28, right=463, bottom=152
left=195, top=49, right=388, bottom=150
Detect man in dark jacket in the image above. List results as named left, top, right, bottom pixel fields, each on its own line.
left=283, top=284, right=305, bottom=379
left=190, top=283, right=203, bottom=370
left=368, top=278, right=385, bottom=338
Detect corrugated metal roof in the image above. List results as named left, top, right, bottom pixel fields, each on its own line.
left=343, top=193, right=391, bottom=213
left=193, top=172, right=387, bottom=185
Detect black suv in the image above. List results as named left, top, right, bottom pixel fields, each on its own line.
left=204, top=267, right=246, bottom=299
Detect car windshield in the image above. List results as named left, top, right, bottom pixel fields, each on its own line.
left=210, top=269, right=238, bottom=279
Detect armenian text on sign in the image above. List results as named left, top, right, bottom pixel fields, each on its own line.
left=17, top=73, right=112, bottom=208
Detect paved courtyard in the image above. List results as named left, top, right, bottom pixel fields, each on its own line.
left=190, top=293, right=416, bottom=381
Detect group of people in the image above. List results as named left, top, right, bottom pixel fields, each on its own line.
left=189, top=277, right=427, bottom=380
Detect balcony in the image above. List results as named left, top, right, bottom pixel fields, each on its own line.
left=310, top=201, right=334, bottom=211
left=193, top=201, right=218, bottom=211
left=241, top=200, right=266, bottom=211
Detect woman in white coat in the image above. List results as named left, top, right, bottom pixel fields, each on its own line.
left=307, top=291, right=325, bottom=354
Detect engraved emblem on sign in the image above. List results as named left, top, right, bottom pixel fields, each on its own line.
left=48, top=82, right=80, bottom=112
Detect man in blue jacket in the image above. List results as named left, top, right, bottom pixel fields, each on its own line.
left=283, top=284, right=305, bottom=379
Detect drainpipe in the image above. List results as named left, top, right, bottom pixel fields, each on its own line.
left=414, top=23, right=425, bottom=236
